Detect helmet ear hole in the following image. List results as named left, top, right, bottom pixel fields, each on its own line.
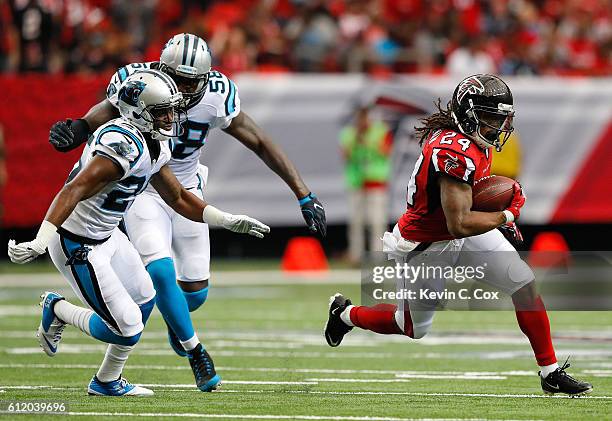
left=117, top=69, right=182, bottom=135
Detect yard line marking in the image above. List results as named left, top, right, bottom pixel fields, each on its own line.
left=0, top=306, right=40, bottom=316
left=5, top=326, right=612, bottom=346
left=0, top=363, right=592, bottom=380
left=0, top=346, right=403, bottom=359
left=0, top=411, right=530, bottom=421
left=305, top=379, right=412, bottom=383
left=6, top=345, right=612, bottom=361
left=0, top=364, right=538, bottom=377
left=581, top=370, right=612, bottom=377
left=1, top=385, right=610, bottom=401
left=138, top=382, right=318, bottom=387
left=396, top=375, right=506, bottom=380
left=234, top=390, right=612, bottom=400
left=3, top=329, right=612, bottom=347
left=0, top=270, right=360, bottom=287
left=304, top=376, right=504, bottom=382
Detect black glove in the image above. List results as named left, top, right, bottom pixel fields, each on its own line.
left=49, top=118, right=90, bottom=152
left=299, top=192, right=327, bottom=238
left=498, top=222, right=524, bottom=248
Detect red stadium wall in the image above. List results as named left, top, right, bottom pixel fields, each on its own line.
left=0, top=75, right=610, bottom=228
left=0, top=75, right=110, bottom=227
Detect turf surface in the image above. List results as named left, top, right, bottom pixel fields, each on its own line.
left=0, top=267, right=611, bottom=420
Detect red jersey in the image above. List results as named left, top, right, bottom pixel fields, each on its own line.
left=398, top=129, right=492, bottom=242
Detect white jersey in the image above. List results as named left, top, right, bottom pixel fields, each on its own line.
left=61, top=118, right=171, bottom=241
left=106, top=62, right=241, bottom=190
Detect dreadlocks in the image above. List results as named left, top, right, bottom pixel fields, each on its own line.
left=414, top=98, right=459, bottom=146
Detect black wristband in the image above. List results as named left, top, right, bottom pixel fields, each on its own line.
left=71, top=118, right=91, bottom=145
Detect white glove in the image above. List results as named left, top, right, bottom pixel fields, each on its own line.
left=8, top=221, right=57, bottom=264
left=203, top=205, right=270, bottom=239
left=222, top=214, right=271, bottom=238
left=8, top=239, right=46, bottom=264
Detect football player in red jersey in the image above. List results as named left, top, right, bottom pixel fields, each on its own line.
left=324, top=74, right=592, bottom=396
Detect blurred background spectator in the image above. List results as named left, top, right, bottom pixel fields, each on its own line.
left=340, top=105, right=393, bottom=264
left=0, top=0, right=609, bottom=76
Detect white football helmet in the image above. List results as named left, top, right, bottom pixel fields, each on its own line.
left=117, top=69, right=184, bottom=137
left=159, top=33, right=212, bottom=107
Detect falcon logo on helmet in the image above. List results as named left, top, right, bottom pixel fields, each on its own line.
left=451, top=74, right=515, bottom=152
left=456, top=76, right=485, bottom=104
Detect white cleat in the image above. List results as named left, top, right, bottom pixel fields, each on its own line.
left=36, top=292, right=66, bottom=357
left=87, top=376, right=154, bottom=396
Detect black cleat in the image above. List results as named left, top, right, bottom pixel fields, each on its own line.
left=324, top=293, right=353, bottom=347
left=187, top=344, right=221, bottom=392
left=540, top=358, right=593, bottom=397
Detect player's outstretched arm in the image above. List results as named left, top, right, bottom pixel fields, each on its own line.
left=151, top=165, right=270, bottom=238
left=224, top=111, right=327, bottom=237
left=49, top=99, right=120, bottom=152
left=8, top=156, right=122, bottom=263
left=439, top=175, right=508, bottom=239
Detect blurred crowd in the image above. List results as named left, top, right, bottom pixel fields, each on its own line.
left=1, top=0, right=611, bottom=76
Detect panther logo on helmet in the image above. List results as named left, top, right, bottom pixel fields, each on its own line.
left=456, top=76, right=485, bottom=104
left=119, top=81, right=146, bottom=107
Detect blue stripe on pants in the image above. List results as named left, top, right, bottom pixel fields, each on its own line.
left=61, top=237, right=122, bottom=333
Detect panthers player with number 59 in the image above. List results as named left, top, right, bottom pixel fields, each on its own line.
left=48, top=34, right=326, bottom=391
left=9, top=70, right=269, bottom=395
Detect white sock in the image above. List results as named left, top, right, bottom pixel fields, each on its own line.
left=54, top=300, right=93, bottom=336
left=540, top=362, right=559, bottom=378
left=180, top=334, right=200, bottom=352
left=96, top=344, right=133, bottom=382
left=340, top=305, right=355, bottom=326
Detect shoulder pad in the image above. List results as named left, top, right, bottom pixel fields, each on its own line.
left=94, top=122, right=145, bottom=174
left=203, top=70, right=240, bottom=118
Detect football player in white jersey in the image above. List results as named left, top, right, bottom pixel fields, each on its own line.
left=9, top=70, right=270, bottom=395
left=48, top=33, right=326, bottom=382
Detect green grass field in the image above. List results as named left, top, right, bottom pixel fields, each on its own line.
left=1, top=263, right=611, bottom=420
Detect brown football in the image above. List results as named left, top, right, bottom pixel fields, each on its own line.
left=472, top=175, right=515, bottom=212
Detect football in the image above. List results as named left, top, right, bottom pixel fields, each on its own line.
left=472, top=175, right=516, bottom=212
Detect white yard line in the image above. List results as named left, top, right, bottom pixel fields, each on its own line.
left=9, top=411, right=533, bottom=421
left=305, top=379, right=413, bottom=383
left=3, top=328, right=612, bottom=347
left=0, top=270, right=360, bottom=287
left=0, top=385, right=609, bottom=401
left=394, top=375, right=506, bottom=380
left=5, top=345, right=612, bottom=361
left=294, top=391, right=610, bottom=400
left=138, top=382, right=318, bottom=387
left=0, top=363, right=540, bottom=377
